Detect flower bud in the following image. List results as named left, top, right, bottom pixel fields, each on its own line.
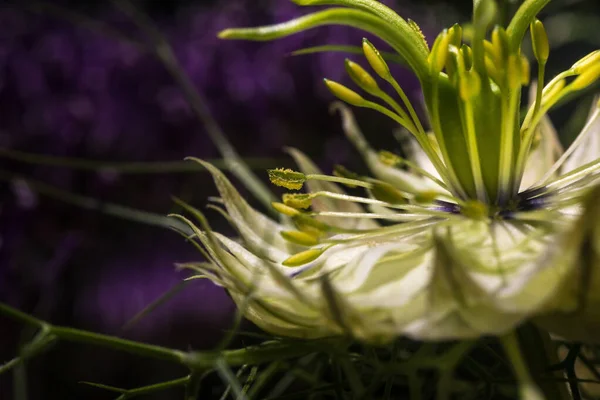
left=268, top=168, right=306, bottom=190
left=362, top=38, right=391, bottom=80
left=344, top=59, right=380, bottom=95
left=530, top=19, right=549, bottom=64
left=324, top=79, right=366, bottom=106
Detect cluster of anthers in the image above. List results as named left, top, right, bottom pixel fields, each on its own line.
left=175, top=0, right=600, bottom=363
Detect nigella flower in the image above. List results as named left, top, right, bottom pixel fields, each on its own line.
left=176, top=0, right=600, bottom=350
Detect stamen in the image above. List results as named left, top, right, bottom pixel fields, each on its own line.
left=345, top=59, right=418, bottom=134
left=362, top=39, right=427, bottom=136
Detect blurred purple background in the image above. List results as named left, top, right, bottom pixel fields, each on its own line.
left=0, top=0, right=433, bottom=397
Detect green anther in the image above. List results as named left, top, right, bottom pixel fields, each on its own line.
left=460, top=44, right=473, bottom=71
left=323, top=79, right=366, bottom=106
left=362, top=38, right=391, bottom=80
left=485, top=55, right=502, bottom=84
left=459, top=70, right=482, bottom=100
left=428, top=29, right=451, bottom=73
left=572, top=50, right=600, bottom=74
left=483, top=40, right=495, bottom=61
left=268, top=168, right=307, bottom=190
left=282, top=247, right=326, bottom=267
left=272, top=202, right=302, bottom=217
left=344, top=59, right=380, bottom=95
left=280, top=230, right=320, bottom=246
left=293, top=213, right=330, bottom=233
left=283, top=193, right=314, bottom=209
left=507, top=55, right=523, bottom=89
left=520, top=55, right=531, bottom=85
left=491, top=26, right=510, bottom=66
left=413, top=191, right=438, bottom=204
left=371, top=182, right=407, bottom=204
left=570, top=63, right=600, bottom=91
left=530, top=19, right=549, bottom=64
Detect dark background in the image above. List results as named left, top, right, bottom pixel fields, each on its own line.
left=0, top=0, right=599, bottom=398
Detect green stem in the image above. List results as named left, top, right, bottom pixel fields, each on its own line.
left=1, top=302, right=318, bottom=374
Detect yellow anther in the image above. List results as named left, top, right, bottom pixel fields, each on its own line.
left=570, top=63, right=600, bottom=91
left=323, top=79, right=365, bottom=106
left=378, top=151, right=403, bottom=167
left=362, top=38, right=391, bottom=80
left=530, top=19, right=549, bottom=64
left=283, top=193, right=314, bottom=209
left=345, top=59, right=380, bottom=95
left=268, top=168, right=306, bottom=190
left=282, top=248, right=325, bottom=267
left=280, top=230, right=319, bottom=246
left=272, top=202, right=301, bottom=217
left=572, top=50, right=600, bottom=74
left=371, top=182, right=407, bottom=205
left=428, top=29, right=451, bottom=73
